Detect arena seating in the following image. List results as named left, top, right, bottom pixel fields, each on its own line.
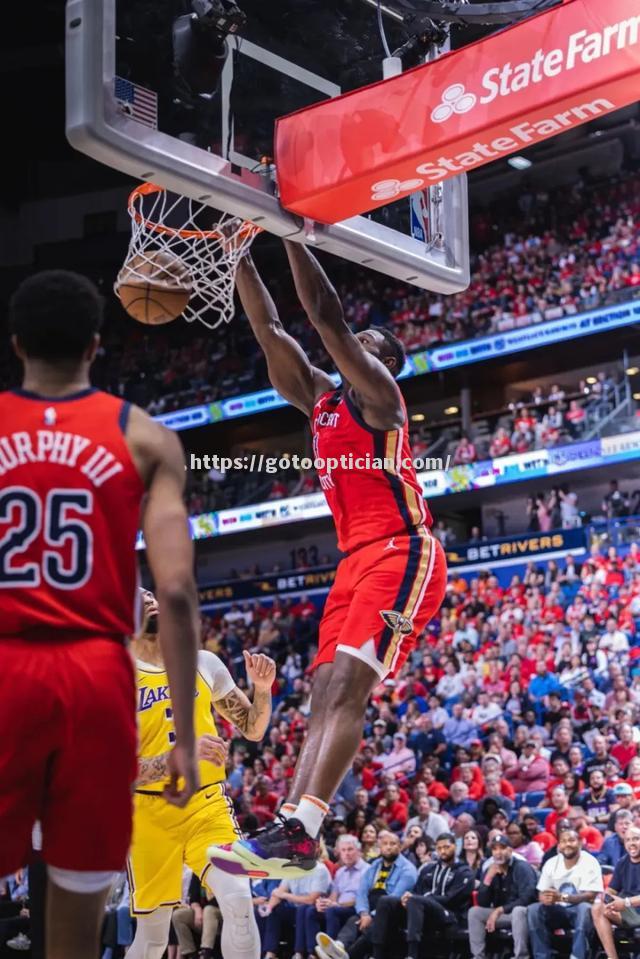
left=79, top=171, right=640, bottom=416
left=191, top=536, right=640, bottom=958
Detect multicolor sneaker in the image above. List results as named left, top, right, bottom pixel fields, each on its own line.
left=209, top=816, right=318, bottom=879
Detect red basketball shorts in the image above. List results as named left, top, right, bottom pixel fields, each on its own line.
left=0, top=635, right=137, bottom=876
left=313, top=527, right=447, bottom=679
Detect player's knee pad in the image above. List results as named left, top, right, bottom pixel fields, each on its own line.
left=47, top=865, right=114, bottom=894
left=208, top=869, right=259, bottom=958
left=125, top=906, right=173, bottom=959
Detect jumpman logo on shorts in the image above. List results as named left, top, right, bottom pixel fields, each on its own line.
left=384, top=537, right=399, bottom=550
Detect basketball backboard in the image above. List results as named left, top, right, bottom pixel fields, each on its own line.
left=65, top=0, right=470, bottom=293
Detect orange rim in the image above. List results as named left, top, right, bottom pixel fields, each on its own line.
left=127, top=182, right=262, bottom=241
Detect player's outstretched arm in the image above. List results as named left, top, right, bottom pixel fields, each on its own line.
left=128, top=407, right=199, bottom=805
left=213, top=651, right=275, bottom=742
left=236, top=254, right=333, bottom=416
left=284, top=240, right=404, bottom=430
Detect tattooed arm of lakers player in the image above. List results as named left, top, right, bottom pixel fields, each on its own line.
left=283, top=240, right=405, bottom=432
left=136, top=753, right=169, bottom=785
left=214, top=652, right=276, bottom=742
left=236, top=254, right=333, bottom=416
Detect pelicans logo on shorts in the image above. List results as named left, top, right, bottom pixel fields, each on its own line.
left=379, top=609, right=414, bottom=635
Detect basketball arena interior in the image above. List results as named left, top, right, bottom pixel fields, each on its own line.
left=1, top=1, right=640, bottom=958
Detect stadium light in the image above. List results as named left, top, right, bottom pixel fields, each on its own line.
left=508, top=156, right=532, bottom=170
left=444, top=406, right=459, bottom=415
left=411, top=413, right=426, bottom=421
left=626, top=367, right=639, bottom=376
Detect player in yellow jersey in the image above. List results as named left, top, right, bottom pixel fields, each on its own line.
left=126, top=589, right=275, bottom=959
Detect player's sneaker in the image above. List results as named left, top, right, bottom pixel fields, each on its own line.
left=210, top=816, right=318, bottom=879
left=315, top=932, right=348, bottom=959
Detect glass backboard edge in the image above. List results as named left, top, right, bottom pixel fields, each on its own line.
left=65, top=0, right=470, bottom=293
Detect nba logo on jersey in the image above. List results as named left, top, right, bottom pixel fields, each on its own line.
left=380, top=609, right=414, bottom=635
left=44, top=406, right=57, bottom=425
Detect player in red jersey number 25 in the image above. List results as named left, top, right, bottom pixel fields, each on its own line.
left=0, top=271, right=200, bottom=959
left=212, top=241, right=447, bottom=879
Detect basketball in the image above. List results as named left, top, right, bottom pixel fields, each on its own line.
left=116, top=249, right=193, bottom=325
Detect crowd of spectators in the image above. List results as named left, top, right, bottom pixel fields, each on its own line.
left=445, top=368, right=625, bottom=470
left=155, top=538, right=640, bottom=958
left=69, top=171, right=640, bottom=418
left=519, top=479, right=640, bottom=538
left=343, top=174, right=640, bottom=359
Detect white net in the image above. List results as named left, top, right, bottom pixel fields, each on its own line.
left=116, top=183, right=261, bottom=329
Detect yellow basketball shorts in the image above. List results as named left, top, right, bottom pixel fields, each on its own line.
left=127, top=783, right=241, bottom=915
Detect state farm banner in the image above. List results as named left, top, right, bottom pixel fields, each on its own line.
left=275, top=0, right=640, bottom=222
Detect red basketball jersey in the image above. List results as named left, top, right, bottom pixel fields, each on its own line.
left=311, top=388, right=432, bottom=552
left=0, top=388, right=145, bottom=638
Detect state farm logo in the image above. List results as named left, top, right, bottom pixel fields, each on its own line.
left=371, top=177, right=424, bottom=201
left=431, top=83, right=477, bottom=123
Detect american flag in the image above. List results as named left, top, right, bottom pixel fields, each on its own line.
left=114, top=77, right=158, bottom=130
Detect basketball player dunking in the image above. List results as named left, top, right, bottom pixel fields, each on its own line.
left=0, top=271, right=200, bottom=959
left=214, top=242, right=447, bottom=878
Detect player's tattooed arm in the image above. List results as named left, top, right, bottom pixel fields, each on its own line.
left=215, top=687, right=271, bottom=742
left=136, top=753, right=169, bottom=785
left=214, top=652, right=276, bottom=742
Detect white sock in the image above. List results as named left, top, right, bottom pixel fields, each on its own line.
left=294, top=794, right=329, bottom=838
left=279, top=802, right=297, bottom=820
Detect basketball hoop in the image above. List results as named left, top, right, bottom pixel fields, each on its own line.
left=117, top=182, right=261, bottom=329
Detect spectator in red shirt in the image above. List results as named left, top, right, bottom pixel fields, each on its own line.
left=565, top=400, right=587, bottom=437
left=545, top=785, right=572, bottom=835
left=375, top=782, right=409, bottom=831
left=267, top=478, right=289, bottom=499
left=489, top=427, right=511, bottom=459
left=512, top=428, right=533, bottom=453
left=251, top=777, right=279, bottom=825
left=360, top=745, right=383, bottom=791
left=419, top=764, right=450, bottom=803
left=479, top=755, right=517, bottom=801
left=611, top=723, right=638, bottom=770
left=453, top=435, right=477, bottom=465
left=625, top=757, right=640, bottom=800
left=290, top=594, right=316, bottom=618
left=456, top=763, right=485, bottom=801
left=544, top=756, right=572, bottom=801
left=521, top=814, right=556, bottom=853
left=566, top=806, right=604, bottom=854
left=514, top=408, right=536, bottom=434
